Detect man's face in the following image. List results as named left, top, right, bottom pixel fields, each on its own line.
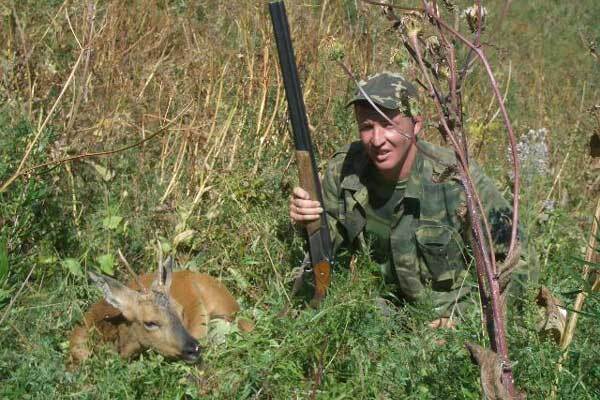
left=355, top=103, right=418, bottom=178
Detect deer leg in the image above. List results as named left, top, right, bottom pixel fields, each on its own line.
left=186, top=301, right=209, bottom=340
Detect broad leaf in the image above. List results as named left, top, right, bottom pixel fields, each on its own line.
left=62, top=258, right=83, bottom=277
left=102, top=216, right=123, bottom=230
left=96, top=254, right=115, bottom=276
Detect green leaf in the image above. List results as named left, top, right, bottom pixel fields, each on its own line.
left=0, top=236, right=8, bottom=282
left=102, top=215, right=123, bottom=230
left=0, top=287, right=12, bottom=306
left=96, top=254, right=115, bottom=276
left=37, top=254, right=59, bottom=265
left=61, top=258, right=83, bottom=277
left=159, top=240, right=172, bottom=254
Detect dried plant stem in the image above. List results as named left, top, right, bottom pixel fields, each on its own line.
left=484, top=61, right=512, bottom=126
left=253, top=63, right=283, bottom=177
left=158, top=95, right=175, bottom=183
left=226, top=110, right=248, bottom=171
left=251, top=46, right=272, bottom=176
left=560, top=197, right=600, bottom=350
left=65, top=1, right=96, bottom=140
left=160, top=123, right=188, bottom=204
left=204, top=99, right=239, bottom=171
left=551, top=197, right=600, bottom=399
left=206, top=64, right=228, bottom=147
left=137, top=46, right=169, bottom=101
left=184, top=98, right=239, bottom=226
left=0, top=265, right=35, bottom=326
left=1, top=49, right=85, bottom=193
left=11, top=103, right=191, bottom=180
left=361, top=0, right=423, bottom=13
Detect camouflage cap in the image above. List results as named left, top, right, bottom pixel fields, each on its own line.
left=347, top=71, right=419, bottom=115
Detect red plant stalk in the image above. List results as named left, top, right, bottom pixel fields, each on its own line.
left=355, top=1, right=523, bottom=395
left=407, top=3, right=521, bottom=396
left=408, top=30, right=517, bottom=397
left=423, top=2, right=521, bottom=260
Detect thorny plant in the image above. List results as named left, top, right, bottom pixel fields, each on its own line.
left=356, top=1, right=524, bottom=397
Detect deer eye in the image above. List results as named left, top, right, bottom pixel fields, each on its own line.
left=143, top=321, right=161, bottom=331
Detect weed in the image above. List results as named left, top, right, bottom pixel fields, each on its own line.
left=0, top=0, right=598, bottom=398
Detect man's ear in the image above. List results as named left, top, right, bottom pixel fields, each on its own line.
left=89, top=271, right=140, bottom=321
left=413, top=115, right=424, bottom=136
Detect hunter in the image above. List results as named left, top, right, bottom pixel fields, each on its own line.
left=289, top=72, right=535, bottom=327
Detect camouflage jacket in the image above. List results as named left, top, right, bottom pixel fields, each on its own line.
left=319, top=138, right=526, bottom=317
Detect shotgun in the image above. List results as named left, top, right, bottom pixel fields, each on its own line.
left=268, top=1, right=332, bottom=306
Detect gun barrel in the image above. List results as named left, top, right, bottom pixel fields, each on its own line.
left=268, top=1, right=312, bottom=153
left=269, top=1, right=332, bottom=289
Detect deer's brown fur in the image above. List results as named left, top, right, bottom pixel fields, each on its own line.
left=70, top=267, right=252, bottom=364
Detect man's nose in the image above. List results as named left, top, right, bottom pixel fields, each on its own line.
left=371, top=124, right=386, bottom=146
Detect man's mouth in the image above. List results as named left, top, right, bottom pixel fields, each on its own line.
left=373, top=150, right=390, bottom=162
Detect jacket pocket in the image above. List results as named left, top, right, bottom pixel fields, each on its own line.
left=415, top=224, right=464, bottom=283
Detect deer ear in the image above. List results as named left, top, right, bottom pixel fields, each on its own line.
left=152, top=256, right=174, bottom=291
left=89, top=271, right=140, bottom=320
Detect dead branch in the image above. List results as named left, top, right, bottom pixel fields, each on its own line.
left=0, top=102, right=192, bottom=186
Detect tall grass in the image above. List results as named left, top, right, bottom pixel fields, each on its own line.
left=0, top=0, right=599, bottom=398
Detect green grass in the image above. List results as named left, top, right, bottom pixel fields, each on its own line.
left=1, top=0, right=599, bottom=398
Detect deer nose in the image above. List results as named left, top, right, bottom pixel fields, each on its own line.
left=182, top=339, right=201, bottom=363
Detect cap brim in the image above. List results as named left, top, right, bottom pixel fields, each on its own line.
left=345, top=96, right=398, bottom=110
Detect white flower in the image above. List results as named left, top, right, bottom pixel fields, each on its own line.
left=507, top=128, right=549, bottom=182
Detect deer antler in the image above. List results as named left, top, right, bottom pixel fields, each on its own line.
left=117, top=248, right=146, bottom=293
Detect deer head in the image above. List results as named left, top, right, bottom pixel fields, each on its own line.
left=89, top=257, right=200, bottom=362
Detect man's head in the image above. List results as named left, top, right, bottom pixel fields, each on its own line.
left=348, top=72, right=422, bottom=181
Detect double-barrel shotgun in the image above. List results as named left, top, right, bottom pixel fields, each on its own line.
left=268, top=1, right=332, bottom=306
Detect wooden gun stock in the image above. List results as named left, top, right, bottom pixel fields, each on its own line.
left=269, top=1, right=332, bottom=306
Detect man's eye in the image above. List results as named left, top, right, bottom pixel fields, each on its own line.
left=360, top=124, right=373, bottom=131
left=143, top=321, right=161, bottom=330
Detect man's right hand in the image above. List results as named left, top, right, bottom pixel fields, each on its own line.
left=289, top=187, right=324, bottom=226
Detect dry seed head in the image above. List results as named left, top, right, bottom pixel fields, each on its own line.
left=464, top=4, right=488, bottom=33
left=424, top=35, right=441, bottom=53
left=401, top=15, right=423, bottom=38
left=321, top=36, right=345, bottom=62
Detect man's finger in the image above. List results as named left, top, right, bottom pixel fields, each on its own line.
left=291, top=204, right=323, bottom=216
left=291, top=198, right=321, bottom=210
left=292, top=186, right=310, bottom=200
left=290, top=211, right=320, bottom=222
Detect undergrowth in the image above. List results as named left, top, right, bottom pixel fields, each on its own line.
left=0, top=0, right=599, bottom=399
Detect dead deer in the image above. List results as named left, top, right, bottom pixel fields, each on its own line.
left=69, top=257, right=252, bottom=364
